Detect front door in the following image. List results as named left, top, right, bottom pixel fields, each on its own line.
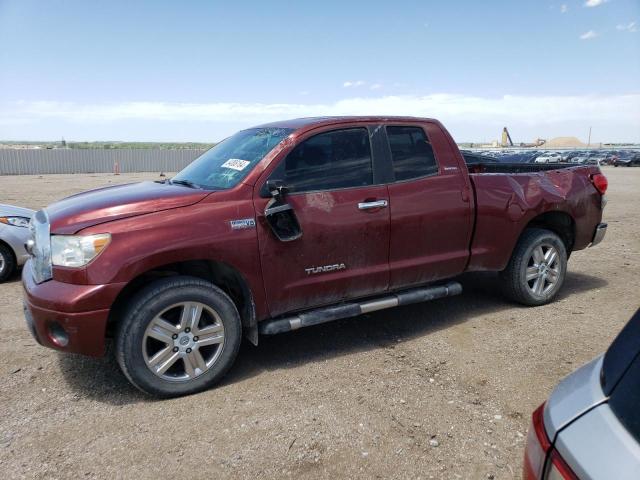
left=254, top=127, right=390, bottom=317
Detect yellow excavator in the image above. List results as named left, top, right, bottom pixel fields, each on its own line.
left=501, top=127, right=514, bottom=147
left=501, top=127, right=546, bottom=148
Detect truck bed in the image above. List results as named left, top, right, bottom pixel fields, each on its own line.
left=464, top=159, right=603, bottom=274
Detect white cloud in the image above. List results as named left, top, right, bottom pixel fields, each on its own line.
left=580, top=30, right=598, bottom=39
left=584, top=0, right=608, bottom=7
left=560, top=4, right=568, bottom=13
left=2, top=93, right=639, bottom=142
left=343, top=80, right=365, bottom=88
left=616, top=21, right=637, bottom=32
left=370, top=83, right=382, bottom=91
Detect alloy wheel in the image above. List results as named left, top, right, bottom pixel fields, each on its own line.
left=142, top=302, right=225, bottom=382
left=525, top=244, right=561, bottom=297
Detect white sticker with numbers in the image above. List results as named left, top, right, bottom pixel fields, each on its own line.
left=221, top=158, right=251, bottom=171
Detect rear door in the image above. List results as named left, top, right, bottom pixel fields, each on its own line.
left=254, top=126, right=390, bottom=317
left=385, top=123, right=473, bottom=289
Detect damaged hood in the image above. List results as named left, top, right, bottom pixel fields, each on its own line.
left=46, top=181, right=210, bottom=234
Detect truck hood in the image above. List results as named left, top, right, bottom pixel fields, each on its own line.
left=46, top=181, right=210, bottom=234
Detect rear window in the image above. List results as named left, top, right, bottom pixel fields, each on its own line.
left=386, top=126, right=438, bottom=181
left=601, top=309, right=640, bottom=394
left=602, top=309, right=640, bottom=443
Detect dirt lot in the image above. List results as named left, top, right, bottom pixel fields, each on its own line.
left=0, top=168, right=638, bottom=479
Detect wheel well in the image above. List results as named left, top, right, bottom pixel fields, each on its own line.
left=525, top=211, right=575, bottom=253
left=107, top=260, right=257, bottom=344
left=0, top=239, right=17, bottom=263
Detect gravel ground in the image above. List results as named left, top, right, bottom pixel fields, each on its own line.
left=0, top=168, right=638, bottom=479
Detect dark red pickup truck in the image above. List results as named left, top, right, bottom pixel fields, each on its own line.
left=22, top=117, right=608, bottom=397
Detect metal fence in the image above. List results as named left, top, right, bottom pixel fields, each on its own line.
left=0, top=149, right=206, bottom=175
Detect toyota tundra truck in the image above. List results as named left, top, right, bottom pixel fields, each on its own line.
left=22, top=117, right=608, bottom=397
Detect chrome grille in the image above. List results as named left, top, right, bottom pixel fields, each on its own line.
left=30, top=210, right=52, bottom=283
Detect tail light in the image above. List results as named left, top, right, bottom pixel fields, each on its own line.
left=524, top=404, right=551, bottom=479
left=523, top=403, right=578, bottom=480
left=590, top=173, right=608, bottom=195
left=545, top=449, right=579, bottom=480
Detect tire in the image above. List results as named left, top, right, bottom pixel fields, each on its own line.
left=115, top=276, right=242, bottom=398
left=499, top=228, right=567, bottom=306
left=0, top=243, right=16, bottom=283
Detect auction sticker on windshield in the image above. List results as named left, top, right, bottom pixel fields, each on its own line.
left=221, top=159, right=251, bottom=171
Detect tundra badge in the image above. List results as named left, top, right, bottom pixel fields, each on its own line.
left=305, top=263, right=347, bottom=275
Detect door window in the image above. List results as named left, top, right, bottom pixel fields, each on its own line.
left=270, top=128, right=373, bottom=193
left=386, top=126, right=438, bottom=181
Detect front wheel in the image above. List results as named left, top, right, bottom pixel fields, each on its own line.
left=0, top=244, right=16, bottom=283
left=500, top=228, right=568, bottom=306
left=115, top=276, right=242, bottom=398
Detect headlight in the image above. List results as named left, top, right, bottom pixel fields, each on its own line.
left=0, top=216, right=30, bottom=228
left=51, top=234, right=111, bottom=267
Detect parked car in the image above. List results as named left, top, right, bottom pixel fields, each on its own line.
left=568, top=154, right=590, bottom=164
left=564, top=151, right=585, bottom=162
left=534, top=152, right=563, bottom=164
left=523, top=308, right=640, bottom=479
left=582, top=153, right=603, bottom=166
left=599, top=152, right=618, bottom=165
left=0, top=204, right=34, bottom=282
left=613, top=151, right=640, bottom=167
left=22, top=116, right=608, bottom=397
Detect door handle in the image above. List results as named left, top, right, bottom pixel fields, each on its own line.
left=358, top=199, right=388, bottom=210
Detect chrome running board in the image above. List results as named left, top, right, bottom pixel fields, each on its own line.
left=259, top=281, right=462, bottom=335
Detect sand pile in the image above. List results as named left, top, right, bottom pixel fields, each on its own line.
left=544, top=137, right=587, bottom=148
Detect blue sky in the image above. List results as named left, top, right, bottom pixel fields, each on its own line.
left=1, top=0, right=638, bottom=142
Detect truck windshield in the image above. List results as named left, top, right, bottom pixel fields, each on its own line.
left=172, top=127, right=293, bottom=189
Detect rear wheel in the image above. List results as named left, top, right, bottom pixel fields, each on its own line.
left=0, top=244, right=16, bottom=283
left=500, top=228, right=567, bottom=306
left=115, top=276, right=242, bottom=397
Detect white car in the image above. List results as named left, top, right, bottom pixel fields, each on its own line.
left=534, top=152, right=563, bottom=164
left=0, top=204, right=34, bottom=282
left=569, top=155, right=589, bottom=164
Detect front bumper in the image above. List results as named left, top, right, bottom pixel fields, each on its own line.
left=23, top=299, right=110, bottom=356
left=22, top=260, right=125, bottom=357
left=590, top=222, right=607, bottom=247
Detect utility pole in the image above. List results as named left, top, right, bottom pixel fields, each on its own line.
left=587, top=127, right=592, bottom=147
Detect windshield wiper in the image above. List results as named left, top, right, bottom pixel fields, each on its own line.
left=169, top=178, right=201, bottom=189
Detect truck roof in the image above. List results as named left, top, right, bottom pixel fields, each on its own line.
left=254, top=116, right=437, bottom=131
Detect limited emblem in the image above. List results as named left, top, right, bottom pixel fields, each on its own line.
left=230, top=218, right=256, bottom=230
left=305, top=263, right=347, bottom=275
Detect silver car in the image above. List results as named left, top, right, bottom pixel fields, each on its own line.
left=523, top=308, right=640, bottom=479
left=0, top=204, right=34, bottom=282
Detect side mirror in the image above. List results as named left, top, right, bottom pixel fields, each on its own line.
left=266, top=179, right=289, bottom=199
left=263, top=180, right=302, bottom=242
